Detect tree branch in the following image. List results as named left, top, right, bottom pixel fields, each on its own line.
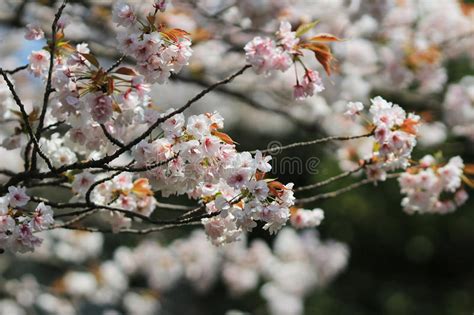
left=31, top=0, right=68, bottom=170
left=0, top=70, right=55, bottom=171
left=295, top=173, right=401, bottom=205
left=252, top=131, right=374, bottom=155
left=295, top=164, right=365, bottom=192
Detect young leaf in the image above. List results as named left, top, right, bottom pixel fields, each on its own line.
left=132, top=178, right=153, bottom=197
left=461, top=175, right=474, bottom=189
left=112, top=101, right=122, bottom=113
left=212, top=130, right=236, bottom=145
left=295, top=21, right=319, bottom=37
left=267, top=181, right=287, bottom=197
left=400, top=118, right=419, bottom=135
left=146, top=14, right=155, bottom=25
left=301, top=42, right=334, bottom=76
left=310, top=33, right=342, bottom=42
left=107, top=77, right=114, bottom=95
left=80, top=53, right=100, bottom=68
left=464, top=164, right=474, bottom=175
left=114, top=67, right=138, bottom=76
left=161, top=28, right=190, bottom=42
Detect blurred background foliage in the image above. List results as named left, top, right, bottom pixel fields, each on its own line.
left=236, top=57, right=474, bottom=315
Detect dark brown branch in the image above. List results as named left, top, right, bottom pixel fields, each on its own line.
left=49, top=208, right=98, bottom=230
left=31, top=0, right=68, bottom=170
left=0, top=70, right=55, bottom=171
left=85, top=169, right=125, bottom=205
left=106, top=54, right=126, bottom=73
left=42, top=120, right=65, bottom=133
left=3, top=64, right=28, bottom=75
left=100, top=124, right=125, bottom=147
left=0, top=169, right=17, bottom=177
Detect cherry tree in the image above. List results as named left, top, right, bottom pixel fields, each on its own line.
left=0, top=0, right=472, bottom=314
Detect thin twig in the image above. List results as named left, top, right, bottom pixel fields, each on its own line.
left=49, top=208, right=98, bottom=230
left=3, top=64, right=28, bottom=75
left=295, top=164, right=365, bottom=192
left=58, top=221, right=202, bottom=234
left=100, top=124, right=125, bottom=147
left=0, top=70, right=55, bottom=171
left=32, top=0, right=68, bottom=170
left=156, top=202, right=193, bottom=211
left=295, top=173, right=401, bottom=205
left=252, top=132, right=374, bottom=155
left=106, top=54, right=126, bottom=73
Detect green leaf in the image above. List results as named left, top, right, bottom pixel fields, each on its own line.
left=295, top=20, right=319, bottom=37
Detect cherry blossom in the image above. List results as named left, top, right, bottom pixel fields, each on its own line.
left=7, top=186, right=30, bottom=208
left=290, top=208, right=325, bottom=229
left=24, top=23, right=44, bottom=41
left=398, top=155, right=468, bottom=214
left=28, top=50, right=50, bottom=77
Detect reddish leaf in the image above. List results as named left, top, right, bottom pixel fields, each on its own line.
left=234, top=200, right=244, bottom=209
left=267, top=181, right=287, bottom=197
left=400, top=118, right=419, bottom=135
left=146, top=14, right=155, bottom=25
left=161, top=28, right=190, bottom=42
left=462, top=175, right=474, bottom=189
left=112, top=101, right=122, bottom=113
left=309, top=44, right=334, bottom=76
left=55, top=31, right=64, bottom=41
left=255, top=171, right=266, bottom=181
left=290, top=206, right=299, bottom=216
left=132, top=178, right=153, bottom=197
left=58, top=42, right=75, bottom=52
left=212, top=130, right=235, bottom=145
left=464, top=164, right=474, bottom=175
left=80, top=53, right=100, bottom=68
left=209, top=122, right=219, bottom=131
left=310, top=33, right=342, bottom=42
left=114, top=67, right=138, bottom=76
left=107, top=77, right=114, bottom=95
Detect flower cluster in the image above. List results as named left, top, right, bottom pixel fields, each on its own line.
left=12, top=1, right=192, bottom=160
left=244, top=22, right=297, bottom=75
left=245, top=21, right=332, bottom=100
left=38, top=133, right=77, bottom=169
left=443, top=76, right=474, bottom=141
left=289, top=207, right=325, bottom=229
left=113, top=1, right=193, bottom=84
left=14, top=31, right=154, bottom=157
left=368, top=97, right=420, bottom=179
left=398, top=155, right=468, bottom=214
left=342, top=96, right=420, bottom=181
left=132, top=110, right=295, bottom=244
left=72, top=172, right=157, bottom=233
left=0, top=187, right=54, bottom=253
left=24, top=23, right=45, bottom=41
